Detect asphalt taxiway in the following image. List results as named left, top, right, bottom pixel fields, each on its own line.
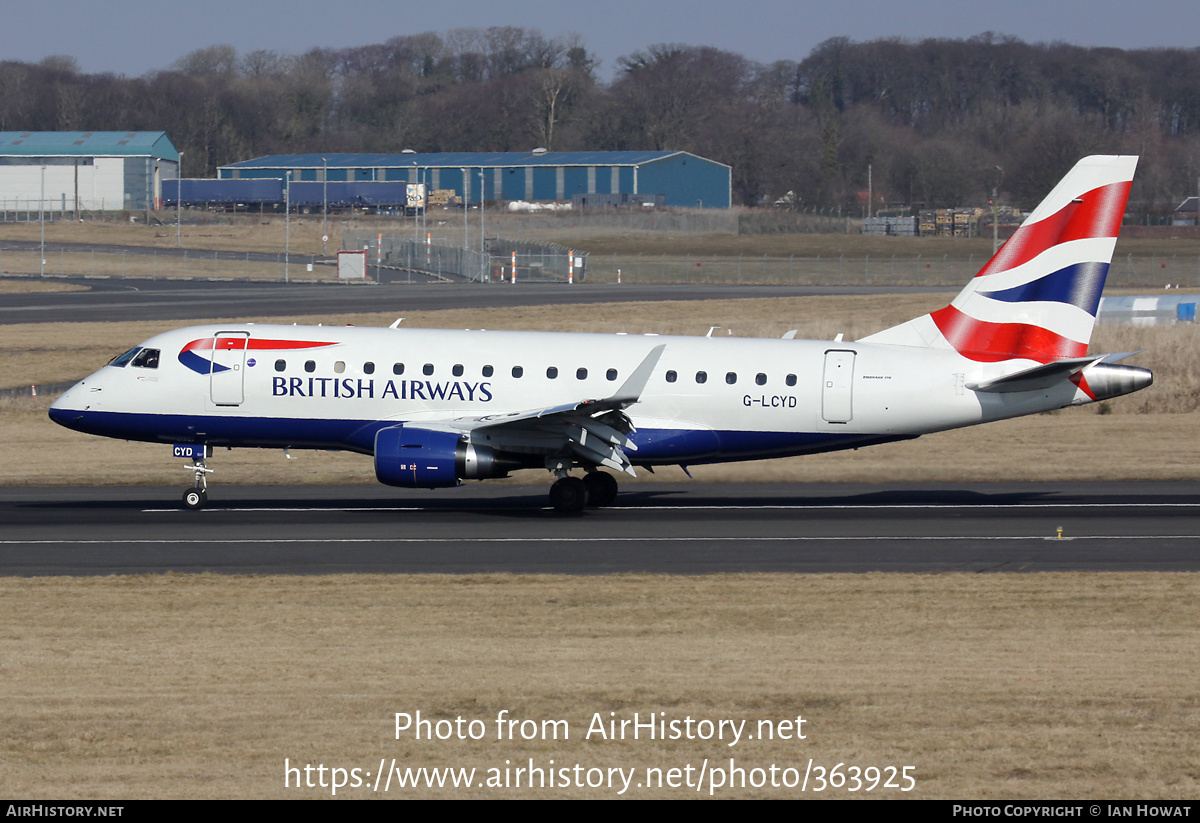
left=4, top=482, right=1198, bottom=575
left=0, top=276, right=952, bottom=324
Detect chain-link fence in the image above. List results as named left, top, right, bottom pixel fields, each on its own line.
left=4, top=240, right=1198, bottom=289
left=0, top=245, right=329, bottom=281
left=343, top=232, right=585, bottom=283
left=488, top=208, right=739, bottom=237
left=0, top=198, right=77, bottom=223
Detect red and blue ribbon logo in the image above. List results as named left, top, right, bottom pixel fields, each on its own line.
left=178, top=337, right=337, bottom=374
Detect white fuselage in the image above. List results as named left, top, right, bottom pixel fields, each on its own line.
left=48, top=323, right=1085, bottom=468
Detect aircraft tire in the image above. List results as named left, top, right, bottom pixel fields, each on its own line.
left=583, top=472, right=618, bottom=507
left=549, top=477, right=588, bottom=514
left=182, top=488, right=207, bottom=510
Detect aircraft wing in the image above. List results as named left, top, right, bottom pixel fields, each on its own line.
left=407, top=344, right=666, bottom=475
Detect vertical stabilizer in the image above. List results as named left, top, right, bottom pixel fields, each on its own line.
left=860, top=155, right=1137, bottom=363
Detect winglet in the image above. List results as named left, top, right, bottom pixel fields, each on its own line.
left=608, top=344, right=666, bottom=408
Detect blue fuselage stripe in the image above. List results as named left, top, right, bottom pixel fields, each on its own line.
left=47, top=408, right=895, bottom=464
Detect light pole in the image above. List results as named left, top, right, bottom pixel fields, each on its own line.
left=285, top=171, right=292, bottom=284
left=39, top=165, right=45, bottom=276
left=412, top=161, right=419, bottom=243
left=479, top=168, right=486, bottom=282
left=322, top=157, right=328, bottom=257
left=992, top=166, right=1004, bottom=254
left=176, top=151, right=184, bottom=247
left=462, top=167, right=468, bottom=253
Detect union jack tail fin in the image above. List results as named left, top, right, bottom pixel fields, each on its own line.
left=861, top=155, right=1137, bottom=363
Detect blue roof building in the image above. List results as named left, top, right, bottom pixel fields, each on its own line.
left=219, top=150, right=731, bottom=209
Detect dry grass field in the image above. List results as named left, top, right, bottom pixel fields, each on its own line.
left=0, top=217, right=340, bottom=257
left=0, top=279, right=88, bottom=294
left=3, top=573, right=1198, bottom=799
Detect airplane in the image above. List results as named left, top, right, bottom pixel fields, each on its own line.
left=49, top=155, right=1152, bottom=512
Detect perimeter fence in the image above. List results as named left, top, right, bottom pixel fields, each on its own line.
left=0, top=245, right=330, bottom=281
left=343, top=232, right=582, bottom=283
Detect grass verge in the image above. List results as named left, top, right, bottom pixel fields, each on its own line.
left=3, top=573, right=1197, bottom=799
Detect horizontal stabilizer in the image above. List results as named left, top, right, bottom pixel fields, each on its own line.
left=966, top=355, right=1103, bottom=393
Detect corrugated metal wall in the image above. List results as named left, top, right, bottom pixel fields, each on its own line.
left=217, top=152, right=732, bottom=208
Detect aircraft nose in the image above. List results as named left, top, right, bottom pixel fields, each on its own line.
left=48, top=382, right=89, bottom=427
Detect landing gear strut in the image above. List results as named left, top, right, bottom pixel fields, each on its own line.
left=181, top=449, right=214, bottom=510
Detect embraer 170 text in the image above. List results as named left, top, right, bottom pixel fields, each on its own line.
left=50, top=155, right=1152, bottom=512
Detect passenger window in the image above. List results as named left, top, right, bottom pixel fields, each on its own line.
left=334, top=361, right=346, bottom=374
left=275, top=359, right=286, bottom=372
left=576, top=368, right=588, bottom=380
left=364, top=362, right=375, bottom=375
left=512, top=366, right=523, bottom=378
left=756, top=373, right=767, bottom=386
left=453, top=364, right=463, bottom=377
left=786, top=374, right=797, bottom=387
left=131, top=348, right=160, bottom=369
left=305, top=360, right=316, bottom=373
left=393, top=363, right=405, bottom=375
left=483, top=365, right=494, bottom=377
left=665, top=370, right=677, bottom=383
left=423, top=364, right=434, bottom=375
left=696, top=371, right=707, bottom=384
left=547, top=366, right=558, bottom=379
left=606, top=369, right=618, bottom=381
left=726, top=372, right=737, bottom=385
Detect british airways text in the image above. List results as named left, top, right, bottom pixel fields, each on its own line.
left=272, top=377, right=494, bottom=402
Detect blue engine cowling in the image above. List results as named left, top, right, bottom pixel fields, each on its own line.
left=374, top=425, right=513, bottom=488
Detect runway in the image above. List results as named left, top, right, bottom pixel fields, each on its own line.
left=4, top=482, right=1199, bottom=575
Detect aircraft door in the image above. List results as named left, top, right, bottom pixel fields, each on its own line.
left=822, top=350, right=855, bottom=423
left=210, top=332, right=249, bottom=406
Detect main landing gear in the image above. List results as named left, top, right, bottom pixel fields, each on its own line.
left=548, top=470, right=619, bottom=514
left=181, top=450, right=214, bottom=510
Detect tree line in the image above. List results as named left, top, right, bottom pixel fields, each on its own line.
left=1, top=29, right=1198, bottom=215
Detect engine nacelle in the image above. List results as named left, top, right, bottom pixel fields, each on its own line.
left=1071, top=363, right=1154, bottom=405
left=374, top=425, right=513, bottom=488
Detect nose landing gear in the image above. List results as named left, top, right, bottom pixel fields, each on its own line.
left=182, top=485, right=207, bottom=510
left=177, top=445, right=214, bottom=510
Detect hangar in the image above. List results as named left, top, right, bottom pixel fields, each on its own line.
left=215, top=150, right=732, bottom=209
left=0, top=131, right=179, bottom=212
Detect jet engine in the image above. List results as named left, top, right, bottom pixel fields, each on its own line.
left=374, top=425, right=517, bottom=488
left=1071, top=363, right=1154, bottom=405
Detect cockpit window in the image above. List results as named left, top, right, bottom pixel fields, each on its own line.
left=130, top=348, right=160, bottom=369
left=109, top=347, right=142, bottom=368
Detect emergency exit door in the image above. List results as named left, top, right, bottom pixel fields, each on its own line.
left=822, top=350, right=856, bottom=423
